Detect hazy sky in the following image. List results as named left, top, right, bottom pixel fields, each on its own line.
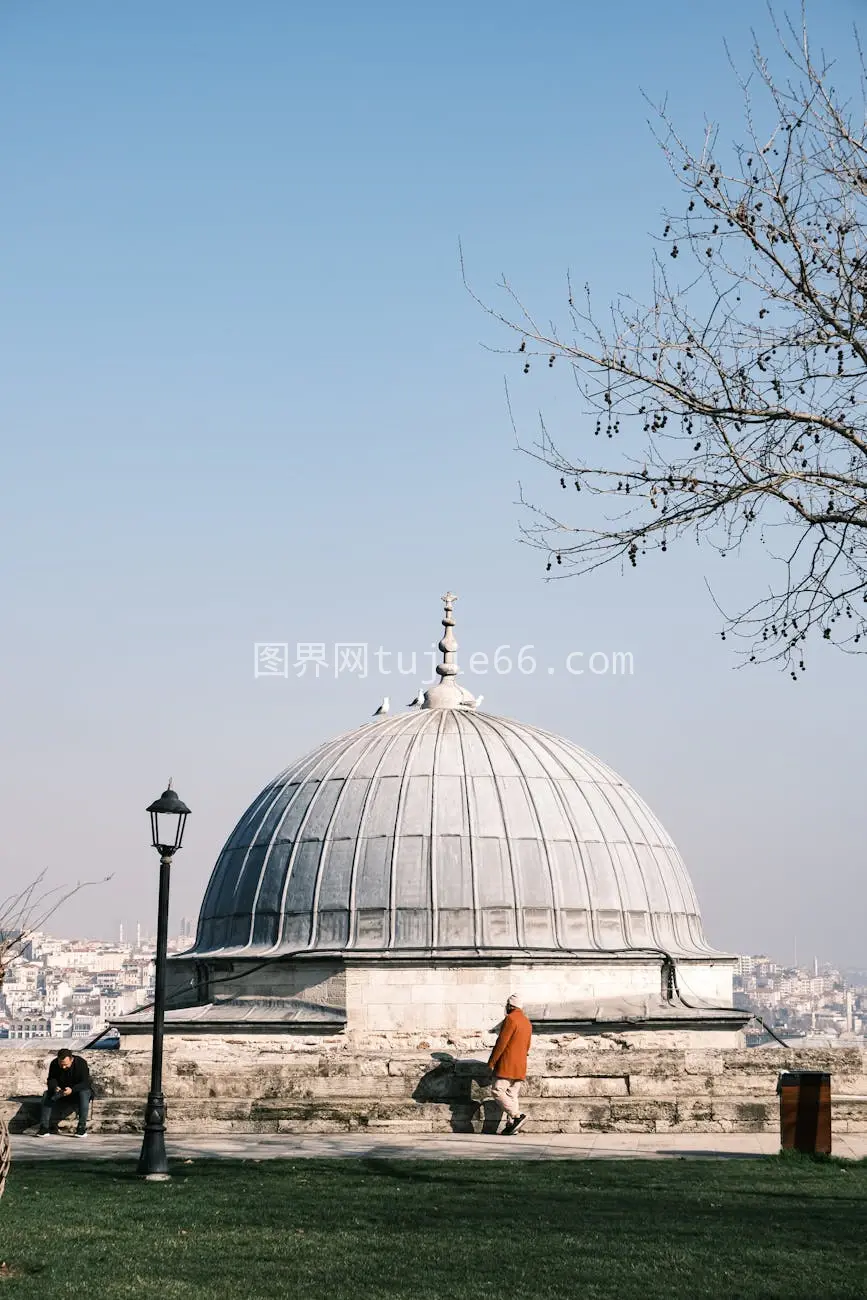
left=2, top=1, right=865, bottom=966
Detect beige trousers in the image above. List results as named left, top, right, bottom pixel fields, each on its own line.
left=491, top=1076, right=523, bottom=1119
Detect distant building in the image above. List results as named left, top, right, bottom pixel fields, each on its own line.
left=71, top=985, right=99, bottom=1007
left=5, top=1017, right=51, bottom=1040
left=72, top=1013, right=101, bottom=1038
left=42, top=980, right=72, bottom=1012
left=99, top=989, right=140, bottom=1020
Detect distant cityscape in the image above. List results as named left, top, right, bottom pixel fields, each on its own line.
left=736, top=956, right=867, bottom=1046
left=1, top=932, right=865, bottom=1046
left=0, top=922, right=196, bottom=1042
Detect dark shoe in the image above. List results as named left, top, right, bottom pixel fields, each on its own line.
left=36, top=1128, right=48, bottom=1137
left=501, top=1117, right=516, bottom=1136
left=510, top=1114, right=528, bottom=1134
left=74, top=1130, right=88, bottom=1138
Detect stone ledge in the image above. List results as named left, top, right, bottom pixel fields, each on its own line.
left=5, top=1044, right=866, bottom=1135
left=10, top=1091, right=859, bottom=1136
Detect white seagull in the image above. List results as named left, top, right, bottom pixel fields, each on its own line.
left=407, top=690, right=425, bottom=707
left=474, top=695, right=484, bottom=710
left=373, top=697, right=390, bottom=717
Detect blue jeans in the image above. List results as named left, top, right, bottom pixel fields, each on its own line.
left=40, top=1088, right=91, bottom=1132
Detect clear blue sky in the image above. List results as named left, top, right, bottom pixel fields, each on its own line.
left=2, top=0, right=864, bottom=965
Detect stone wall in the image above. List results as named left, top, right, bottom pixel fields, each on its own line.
left=344, top=961, right=726, bottom=1034
left=3, top=1038, right=865, bottom=1137
left=166, top=958, right=346, bottom=1014
left=168, top=954, right=736, bottom=1038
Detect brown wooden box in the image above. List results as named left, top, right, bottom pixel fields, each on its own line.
left=778, top=1071, right=831, bottom=1155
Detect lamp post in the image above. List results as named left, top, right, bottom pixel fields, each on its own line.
left=137, top=781, right=190, bottom=1180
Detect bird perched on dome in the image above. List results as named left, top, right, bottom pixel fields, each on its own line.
left=407, top=690, right=424, bottom=708
left=373, top=698, right=389, bottom=717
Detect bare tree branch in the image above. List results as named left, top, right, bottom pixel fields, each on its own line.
left=470, top=7, right=867, bottom=672
left=0, top=870, right=112, bottom=989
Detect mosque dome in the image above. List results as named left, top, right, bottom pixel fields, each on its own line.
left=193, top=597, right=715, bottom=961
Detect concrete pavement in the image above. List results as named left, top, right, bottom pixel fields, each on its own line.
left=10, top=1131, right=867, bottom=1162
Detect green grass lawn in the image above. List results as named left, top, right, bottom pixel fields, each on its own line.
left=1, top=1156, right=865, bottom=1300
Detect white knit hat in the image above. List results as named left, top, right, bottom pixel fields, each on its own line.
left=506, top=992, right=522, bottom=1008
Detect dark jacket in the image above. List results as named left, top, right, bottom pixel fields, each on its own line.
left=487, top=1008, right=532, bottom=1080
left=47, top=1055, right=91, bottom=1095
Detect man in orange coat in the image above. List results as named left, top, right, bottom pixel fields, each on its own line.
left=487, top=993, right=532, bottom=1134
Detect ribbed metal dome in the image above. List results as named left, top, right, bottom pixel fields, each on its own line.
left=193, top=706, right=715, bottom=959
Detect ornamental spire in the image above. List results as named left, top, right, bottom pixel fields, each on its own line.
left=421, top=591, right=477, bottom=710
left=436, top=591, right=459, bottom=681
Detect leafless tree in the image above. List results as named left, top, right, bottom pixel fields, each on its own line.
left=473, top=9, right=867, bottom=671
left=0, top=872, right=107, bottom=1200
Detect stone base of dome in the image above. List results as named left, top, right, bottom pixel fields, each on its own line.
left=156, top=951, right=740, bottom=1044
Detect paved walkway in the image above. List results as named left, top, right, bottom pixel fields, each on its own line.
left=11, top=1132, right=867, bottom=1161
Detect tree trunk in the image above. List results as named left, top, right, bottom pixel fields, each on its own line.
left=0, top=1117, right=9, bottom=1201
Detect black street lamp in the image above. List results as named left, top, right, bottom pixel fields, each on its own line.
left=137, top=781, right=191, bottom=1180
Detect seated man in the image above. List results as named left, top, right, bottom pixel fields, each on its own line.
left=37, top=1048, right=92, bottom=1137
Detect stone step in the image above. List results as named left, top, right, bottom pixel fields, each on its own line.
left=11, top=1092, right=867, bottom=1136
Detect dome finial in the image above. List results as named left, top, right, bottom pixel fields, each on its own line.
left=437, top=592, right=458, bottom=680
left=421, top=591, right=476, bottom=709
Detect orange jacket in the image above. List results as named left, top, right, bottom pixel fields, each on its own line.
left=488, top=1008, right=532, bottom=1080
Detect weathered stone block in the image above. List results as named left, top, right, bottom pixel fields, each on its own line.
left=542, top=1049, right=687, bottom=1078
left=709, top=1071, right=780, bottom=1098
left=524, top=1100, right=611, bottom=1125
left=366, top=1119, right=435, bottom=1132
left=453, top=1058, right=490, bottom=1077
left=831, top=1099, right=867, bottom=1122
left=610, top=1100, right=678, bottom=1124
left=628, top=1075, right=714, bottom=1098
left=277, top=1119, right=350, bottom=1133
left=304, top=1077, right=408, bottom=1099
left=455, top=1003, right=492, bottom=1030
left=539, top=1077, right=629, bottom=1098
left=676, top=1098, right=715, bottom=1123
left=673, top=1120, right=729, bottom=1134
left=387, top=1057, right=437, bottom=1077
left=721, top=1048, right=863, bottom=1075
left=420, top=1073, right=473, bottom=1103
left=834, top=1078, right=867, bottom=1096
left=538, top=1053, right=614, bottom=1076
left=555, top=1118, right=612, bottom=1133
left=709, top=1099, right=775, bottom=1128
left=683, top=1052, right=723, bottom=1076
left=313, top=1059, right=352, bottom=1078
